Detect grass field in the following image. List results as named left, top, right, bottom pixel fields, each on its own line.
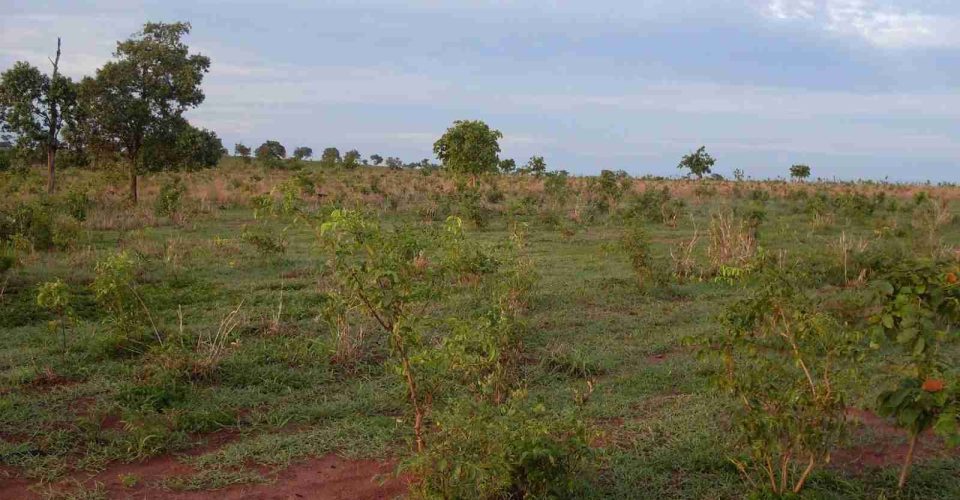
left=1, top=160, right=959, bottom=499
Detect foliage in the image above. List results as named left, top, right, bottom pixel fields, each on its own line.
left=790, top=164, right=811, bottom=181
left=588, top=169, right=630, bottom=214
left=342, top=149, right=361, bottom=169
left=523, top=156, right=547, bottom=177
left=36, top=278, right=74, bottom=352
left=292, top=146, right=313, bottom=161
left=433, top=120, right=503, bottom=178
left=79, top=22, right=210, bottom=202
left=677, top=146, right=715, bottom=179
left=92, top=251, right=147, bottom=350
left=240, top=225, right=288, bottom=255
left=256, top=140, right=286, bottom=168
left=320, top=147, right=341, bottom=168
left=318, top=209, right=443, bottom=451
left=154, top=177, right=187, bottom=217
left=0, top=55, right=77, bottom=192
left=709, top=269, right=854, bottom=495
left=869, top=260, right=960, bottom=487
left=621, top=218, right=652, bottom=287
left=234, top=143, right=251, bottom=162
left=406, top=395, right=591, bottom=500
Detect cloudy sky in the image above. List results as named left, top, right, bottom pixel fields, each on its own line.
left=2, top=0, right=958, bottom=180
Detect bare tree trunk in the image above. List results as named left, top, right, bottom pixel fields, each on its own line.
left=46, top=37, right=62, bottom=194
left=129, top=164, right=138, bottom=204
left=46, top=147, right=57, bottom=193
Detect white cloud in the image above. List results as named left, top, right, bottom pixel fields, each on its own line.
left=763, top=0, right=960, bottom=48
left=766, top=0, right=816, bottom=20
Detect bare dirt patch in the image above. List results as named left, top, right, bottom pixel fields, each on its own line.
left=832, top=408, right=956, bottom=473
left=0, top=453, right=404, bottom=500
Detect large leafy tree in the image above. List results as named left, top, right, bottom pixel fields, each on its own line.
left=0, top=38, right=77, bottom=193
left=82, top=22, right=210, bottom=203
left=790, top=164, right=811, bottom=182
left=256, top=140, right=286, bottom=160
left=677, top=146, right=715, bottom=180
left=292, top=146, right=313, bottom=160
left=320, top=147, right=341, bottom=168
left=433, top=120, right=502, bottom=179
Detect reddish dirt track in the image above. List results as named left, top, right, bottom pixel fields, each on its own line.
left=0, top=455, right=406, bottom=500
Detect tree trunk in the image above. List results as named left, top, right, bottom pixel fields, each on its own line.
left=898, top=433, right=919, bottom=489
left=129, top=164, right=139, bottom=204
left=46, top=147, right=56, bottom=194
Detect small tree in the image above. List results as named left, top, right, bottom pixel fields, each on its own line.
left=234, top=143, right=251, bottom=163
left=524, top=156, right=547, bottom=177
left=710, top=270, right=853, bottom=495
left=37, top=278, right=73, bottom=353
left=385, top=157, right=403, bottom=170
left=320, top=147, right=341, bottom=168
left=871, top=262, right=960, bottom=489
left=369, top=153, right=383, bottom=166
left=790, top=164, right=811, bottom=182
left=292, top=146, right=313, bottom=160
left=256, top=140, right=286, bottom=167
left=677, top=146, right=715, bottom=179
left=343, top=149, right=361, bottom=169
left=498, top=158, right=516, bottom=174
left=82, top=22, right=210, bottom=203
left=0, top=38, right=77, bottom=193
left=433, top=120, right=502, bottom=181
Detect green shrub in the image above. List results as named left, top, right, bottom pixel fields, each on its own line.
left=91, top=251, right=148, bottom=353
left=154, top=177, right=187, bottom=217
left=406, top=396, right=591, bottom=500
left=0, top=200, right=55, bottom=249
left=36, top=278, right=74, bottom=353
left=240, top=226, right=288, bottom=255
left=64, top=188, right=91, bottom=221
left=621, top=219, right=652, bottom=286
left=706, top=268, right=855, bottom=496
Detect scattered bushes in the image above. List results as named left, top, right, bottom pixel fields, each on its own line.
left=707, top=268, right=856, bottom=495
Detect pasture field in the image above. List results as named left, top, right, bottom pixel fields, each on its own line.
left=1, top=160, right=960, bottom=499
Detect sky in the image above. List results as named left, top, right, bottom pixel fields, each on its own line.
left=1, top=0, right=958, bottom=181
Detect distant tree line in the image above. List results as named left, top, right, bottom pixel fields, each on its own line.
left=0, top=22, right=225, bottom=202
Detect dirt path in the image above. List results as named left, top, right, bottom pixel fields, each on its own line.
left=1, top=454, right=406, bottom=499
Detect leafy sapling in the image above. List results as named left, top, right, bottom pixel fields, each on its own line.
left=36, top=278, right=73, bottom=353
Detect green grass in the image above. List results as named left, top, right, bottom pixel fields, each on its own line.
left=1, top=167, right=960, bottom=498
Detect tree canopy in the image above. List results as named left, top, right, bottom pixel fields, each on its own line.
left=0, top=41, right=77, bottom=192
left=677, top=146, right=715, bottom=179
left=256, top=140, right=286, bottom=160
left=80, top=22, right=210, bottom=202
left=292, top=146, right=313, bottom=160
left=320, top=147, right=341, bottom=168
left=432, top=120, right=502, bottom=177
left=790, top=164, right=811, bottom=181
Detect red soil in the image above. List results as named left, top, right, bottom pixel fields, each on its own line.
left=831, top=408, right=955, bottom=473
left=0, top=448, right=405, bottom=499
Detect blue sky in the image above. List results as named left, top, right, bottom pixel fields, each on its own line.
left=2, top=0, right=958, bottom=181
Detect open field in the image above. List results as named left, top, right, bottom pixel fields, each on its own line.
left=2, top=160, right=960, bottom=499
